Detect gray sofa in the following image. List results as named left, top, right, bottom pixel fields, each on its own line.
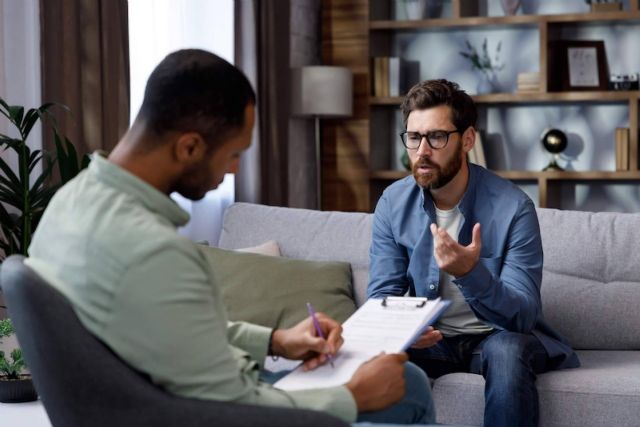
left=219, top=202, right=640, bottom=427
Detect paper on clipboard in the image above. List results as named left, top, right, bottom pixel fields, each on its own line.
left=273, top=297, right=450, bottom=391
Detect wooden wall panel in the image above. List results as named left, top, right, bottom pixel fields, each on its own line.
left=321, top=0, right=370, bottom=212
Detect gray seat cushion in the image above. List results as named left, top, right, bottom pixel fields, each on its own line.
left=433, top=350, right=640, bottom=427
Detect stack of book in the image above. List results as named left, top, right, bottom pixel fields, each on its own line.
left=516, top=72, right=541, bottom=93
left=615, top=127, right=630, bottom=171
left=371, top=57, right=419, bottom=97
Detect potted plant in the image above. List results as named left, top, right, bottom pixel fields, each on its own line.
left=0, top=317, right=37, bottom=402
left=459, top=38, right=505, bottom=94
left=0, top=97, right=90, bottom=260
left=0, top=97, right=89, bottom=402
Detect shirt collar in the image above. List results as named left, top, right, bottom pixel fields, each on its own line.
left=89, top=152, right=190, bottom=227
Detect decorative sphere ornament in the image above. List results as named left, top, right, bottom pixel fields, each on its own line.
left=541, top=128, right=568, bottom=171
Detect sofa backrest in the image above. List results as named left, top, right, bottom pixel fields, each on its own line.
left=219, top=203, right=640, bottom=350
left=536, top=208, right=640, bottom=350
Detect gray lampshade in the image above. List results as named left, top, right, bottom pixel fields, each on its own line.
left=291, top=66, right=353, bottom=117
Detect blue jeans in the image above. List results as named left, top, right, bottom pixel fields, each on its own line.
left=261, top=362, right=438, bottom=426
left=408, top=330, right=549, bottom=427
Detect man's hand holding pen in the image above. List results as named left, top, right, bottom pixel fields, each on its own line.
left=270, top=310, right=344, bottom=371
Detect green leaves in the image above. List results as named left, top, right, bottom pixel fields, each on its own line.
left=459, top=38, right=505, bottom=73
left=0, top=320, right=25, bottom=379
left=0, top=318, right=14, bottom=338
left=0, top=96, right=88, bottom=260
left=0, top=348, right=25, bottom=379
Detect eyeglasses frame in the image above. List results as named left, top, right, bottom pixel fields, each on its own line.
left=399, top=129, right=461, bottom=151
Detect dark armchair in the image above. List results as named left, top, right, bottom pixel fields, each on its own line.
left=0, top=255, right=348, bottom=427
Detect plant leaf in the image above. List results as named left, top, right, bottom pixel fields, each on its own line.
left=0, top=156, right=21, bottom=188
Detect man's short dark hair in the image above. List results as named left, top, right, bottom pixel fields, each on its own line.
left=136, top=49, right=256, bottom=151
left=401, top=79, right=477, bottom=132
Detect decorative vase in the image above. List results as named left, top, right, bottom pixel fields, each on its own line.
left=404, top=0, right=443, bottom=20
left=500, top=0, right=521, bottom=16
left=477, top=72, right=499, bottom=94
left=0, top=375, right=38, bottom=403
left=404, top=0, right=427, bottom=20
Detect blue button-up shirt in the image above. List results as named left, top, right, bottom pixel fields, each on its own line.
left=368, top=164, right=579, bottom=370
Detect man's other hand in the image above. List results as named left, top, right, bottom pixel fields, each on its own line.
left=346, top=352, right=408, bottom=412
left=410, top=326, right=443, bottom=349
left=271, top=312, right=343, bottom=370
left=430, top=222, right=482, bottom=277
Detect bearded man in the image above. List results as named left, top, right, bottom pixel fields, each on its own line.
left=367, top=79, right=579, bottom=427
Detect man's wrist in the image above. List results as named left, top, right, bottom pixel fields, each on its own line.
left=269, top=329, right=285, bottom=357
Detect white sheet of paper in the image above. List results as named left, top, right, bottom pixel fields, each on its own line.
left=273, top=297, right=449, bottom=391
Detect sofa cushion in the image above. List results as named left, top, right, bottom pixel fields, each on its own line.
left=218, top=203, right=372, bottom=306
left=202, top=246, right=357, bottom=329
left=537, top=208, right=640, bottom=350
left=432, top=350, right=640, bottom=427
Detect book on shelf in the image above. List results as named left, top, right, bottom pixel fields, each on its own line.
left=615, top=127, right=630, bottom=171
left=468, top=130, right=487, bottom=168
left=371, top=57, right=419, bottom=97
left=516, top=72, right=541, bottom=93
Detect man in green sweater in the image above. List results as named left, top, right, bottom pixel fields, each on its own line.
left=26, top=49, right=436, bottom=425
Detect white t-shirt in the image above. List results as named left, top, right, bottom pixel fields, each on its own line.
left=434, top=205, right=493, bottom=337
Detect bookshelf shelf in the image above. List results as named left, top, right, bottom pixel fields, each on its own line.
left=369, top=11, right=640, bottom=31
left=371, top=91, right=640, bottom=106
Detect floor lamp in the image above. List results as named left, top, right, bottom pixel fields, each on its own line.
left=291, top=66, right=353, bottom=210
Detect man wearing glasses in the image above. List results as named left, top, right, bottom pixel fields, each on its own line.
left=367, top=79, right=579, bottom=427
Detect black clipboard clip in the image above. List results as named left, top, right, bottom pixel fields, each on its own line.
left=381, top=296, right=428, bottom=308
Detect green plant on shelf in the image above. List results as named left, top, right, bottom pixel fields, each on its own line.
left=459, top=38, right=505, bottom=76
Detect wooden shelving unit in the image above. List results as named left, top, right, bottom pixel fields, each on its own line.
left=321, top=0, right=640, bottom=212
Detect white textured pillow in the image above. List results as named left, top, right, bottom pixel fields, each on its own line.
left=236, top=240, right=281, bottom=257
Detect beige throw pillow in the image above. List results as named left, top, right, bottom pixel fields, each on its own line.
left=202, top=246, right=356, bottom=329
left=236, top=240, right=282, bottom=257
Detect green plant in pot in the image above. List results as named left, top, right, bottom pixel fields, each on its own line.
left=459, top=38, right=505, bottom=94
left=0, top=317, right=37, bottom=402
left=0, top=97, right=89, bottom=260
left=0, top=97, right=89, bottom=403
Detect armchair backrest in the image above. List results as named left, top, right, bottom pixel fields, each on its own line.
left=0, top=255, right=348, bottom=427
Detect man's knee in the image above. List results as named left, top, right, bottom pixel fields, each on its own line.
left=478, top=332, right=536, bottom=375
left=404, top=361, right=433, bottom=396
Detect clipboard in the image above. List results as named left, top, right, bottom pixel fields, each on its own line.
left=273, top=297, right=450, bottom=391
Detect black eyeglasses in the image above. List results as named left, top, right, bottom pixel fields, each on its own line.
left=399, top=129, right=460, bottom=150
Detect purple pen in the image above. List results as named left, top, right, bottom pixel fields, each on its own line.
left=306, top=302, right=335, bottom=368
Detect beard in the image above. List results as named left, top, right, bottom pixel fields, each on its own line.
left=173, top=158, right=213, bottom=201
left=411, top=143, right=463, bottom=190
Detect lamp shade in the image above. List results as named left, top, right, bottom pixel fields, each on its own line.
left=291, top=66, right=353, bottom=117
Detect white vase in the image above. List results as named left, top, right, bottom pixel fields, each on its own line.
left=404, top=0, right=427, bottom=20
left=477, top=72, right=499, bottom=94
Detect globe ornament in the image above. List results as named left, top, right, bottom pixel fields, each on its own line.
left=541, top=128, right=568, bottom=171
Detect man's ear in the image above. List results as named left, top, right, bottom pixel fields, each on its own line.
left=174, top=132, right=207, bottom=165
left=461, top=127, right=476, bottom=154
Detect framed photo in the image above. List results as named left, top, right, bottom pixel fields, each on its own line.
left=547, top=40, right=609, bottom=92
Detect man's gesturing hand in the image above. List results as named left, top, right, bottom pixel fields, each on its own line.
left=430, top=222, right=482, bottom=277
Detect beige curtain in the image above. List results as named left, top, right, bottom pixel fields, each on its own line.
left=40, top=0, right=130, bottom=159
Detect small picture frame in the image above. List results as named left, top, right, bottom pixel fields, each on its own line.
left=547, top=40, right=609, bottom=92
